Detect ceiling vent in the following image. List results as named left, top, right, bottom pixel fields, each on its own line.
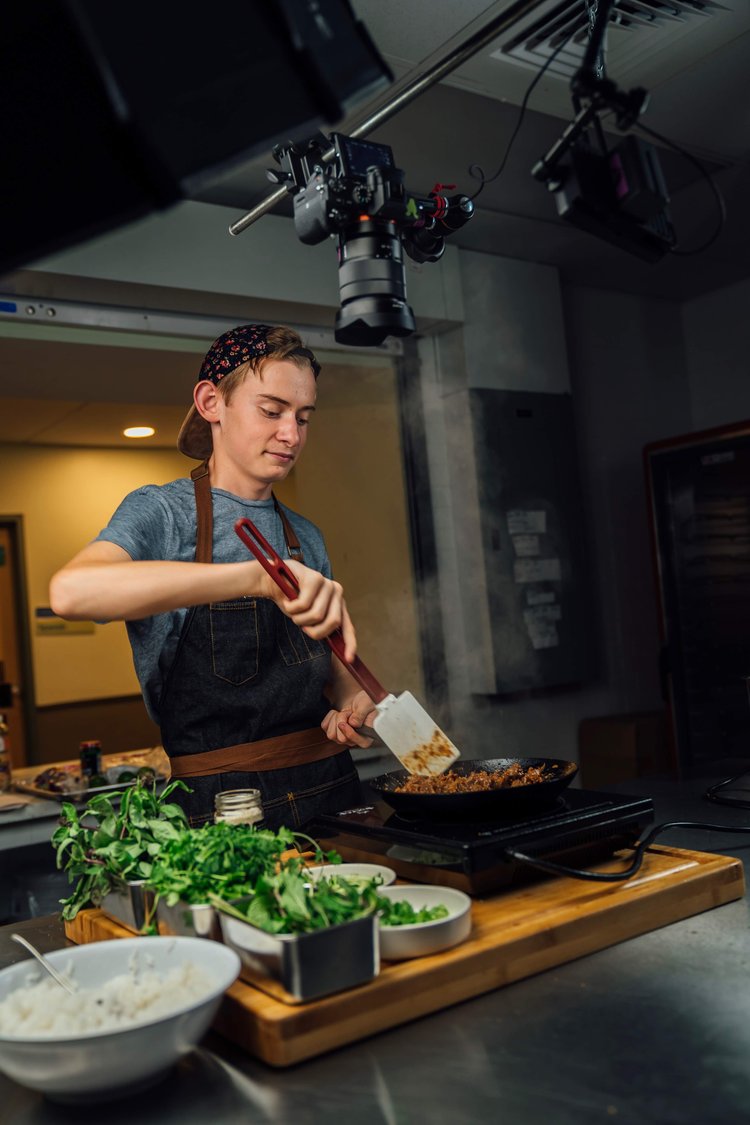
left=492, top=0, right=732, bottom=83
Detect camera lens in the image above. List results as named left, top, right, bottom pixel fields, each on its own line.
left=334, top=219, right=416, bottom=346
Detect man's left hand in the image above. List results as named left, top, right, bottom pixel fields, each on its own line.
left=321, top=690, right=378, bottom=748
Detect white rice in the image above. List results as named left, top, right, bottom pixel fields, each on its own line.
left=0, top=957, right=215, bottom=1038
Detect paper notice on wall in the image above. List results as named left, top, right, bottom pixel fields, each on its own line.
left=526, top=603, right=561, bottom=622
left=512, top=534, right=540, bottom=557
left=524, top=605, right=561, bottom=650
left=513, top=558, right=562, bottom=584
left=507, top=510, right=546, bottom=536
left=527, top=589, right=556, bottom=606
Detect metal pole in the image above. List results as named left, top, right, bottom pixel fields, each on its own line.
left=228, top=0, right=548, bottom=236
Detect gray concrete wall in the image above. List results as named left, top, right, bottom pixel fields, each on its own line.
left=562, top=285, right=692, bottom=713
left=419, top=251, right=693, bottom=765
left=29, top=202, right=465, bottom=332
left=682, top=278, right=750, bottom=429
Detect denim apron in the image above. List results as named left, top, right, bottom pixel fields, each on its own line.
left=159, top=463, right=361, bottom=828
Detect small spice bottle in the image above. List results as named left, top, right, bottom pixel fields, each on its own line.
left=214, top=788, right=264, bottom=827
left=0, top=714, right=11, bottom=793
left=79, top=739, right=102, bottom=779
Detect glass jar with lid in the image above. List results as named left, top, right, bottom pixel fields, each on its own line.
left=214, top=788, right=264, bottom=827
left=79, top=739, right=102, bottom=779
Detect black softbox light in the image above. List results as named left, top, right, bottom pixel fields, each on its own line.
left=2, top=0, right=392, bottom=273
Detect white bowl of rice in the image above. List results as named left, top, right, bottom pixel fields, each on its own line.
left=0, top=936, right=240, bottom=1103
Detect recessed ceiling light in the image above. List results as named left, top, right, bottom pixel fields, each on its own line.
left=123, top=426, right=156, bottom=439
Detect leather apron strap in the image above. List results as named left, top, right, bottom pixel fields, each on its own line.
left=190, top=459, right=303, bottom=564
left=169, top=728, right=343, bottom=779
left=274, top=497, right=304, bottom=559
left=191, top=461, right=213, bottom=564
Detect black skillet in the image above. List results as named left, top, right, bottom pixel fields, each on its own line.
left=367, top=757, right=578, bottom=820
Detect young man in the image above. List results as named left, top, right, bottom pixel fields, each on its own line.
left=49, top=324, right=376, bottom=827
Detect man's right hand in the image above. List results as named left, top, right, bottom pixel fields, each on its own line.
left=261, top=560, right=357, bottom=662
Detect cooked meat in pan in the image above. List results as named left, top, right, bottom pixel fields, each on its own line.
left=395, top=762, right=548, bottom=794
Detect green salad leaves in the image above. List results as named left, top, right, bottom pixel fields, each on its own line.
left=147, top=824, right=336, bottom=907
left=52, top=778, right=190, bottom=921
left=213, top=871, right=450, bottom=935
left=379, top=899, right=449, bottom=926
left=213, top=869, right=382, bottom=935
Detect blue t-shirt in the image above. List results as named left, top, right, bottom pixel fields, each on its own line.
left=95, top=478, right=331, bottom=724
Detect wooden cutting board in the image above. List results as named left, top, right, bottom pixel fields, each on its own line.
left=65, top=844, right=744, bottom=1067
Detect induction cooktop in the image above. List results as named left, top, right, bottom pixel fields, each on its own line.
left=307, top=788, right=655, bottom=895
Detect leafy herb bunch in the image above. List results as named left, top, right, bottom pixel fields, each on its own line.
left=212, top=869, right=379, bottom=935
left=52, top=778, right=189, bottom=921
left=213, top=868, right=448, bottom=936
left=147, top=823, right=336, bottom=907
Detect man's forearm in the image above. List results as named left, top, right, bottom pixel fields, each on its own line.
left=49, top=558, right=269, bottom=621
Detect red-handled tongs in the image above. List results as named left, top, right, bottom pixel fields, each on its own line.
left=234, top=517, right=460, bottom=776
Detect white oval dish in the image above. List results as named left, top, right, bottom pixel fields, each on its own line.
left=0, top=936, right=240, bottom=1103
left=306, top=862, right=397, bottom=887
left=378, top=884, right=472, bottom=960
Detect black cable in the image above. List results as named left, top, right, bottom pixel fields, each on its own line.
left=704, top=772, right=750, bottom=809
left=506, top=819, right=750, bottom=882
left=469, top=37, right=572, bottom=201
left=634, top=120, right=727, bottom=255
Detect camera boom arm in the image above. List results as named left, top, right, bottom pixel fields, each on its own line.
left=533, top=0, right=649, bottom=188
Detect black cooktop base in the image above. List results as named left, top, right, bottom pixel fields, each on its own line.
left=308, top=788, right=655, bottom=894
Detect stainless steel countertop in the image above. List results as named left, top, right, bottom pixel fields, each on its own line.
left=2, top=774, right=750, bottom=1125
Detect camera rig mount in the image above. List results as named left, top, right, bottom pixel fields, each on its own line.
left=269, top=132, right=474, bottom=346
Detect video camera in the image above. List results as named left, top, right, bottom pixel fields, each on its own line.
left=269, top=132, right=474, bottom=346
left=532, top=77, right=674, bottom=263
left=531, top=3, right=675, bottom=263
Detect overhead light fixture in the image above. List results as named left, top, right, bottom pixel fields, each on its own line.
left=123, top=426, right=156, bottom=439
left=3, top=1, right=392, bottom=274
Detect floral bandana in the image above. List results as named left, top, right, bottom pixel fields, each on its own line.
left=198, top=324, right=321, bottom=384
left=177, top=323, right=320, bottom=460
left=198, top=324, right=271, bottom=384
